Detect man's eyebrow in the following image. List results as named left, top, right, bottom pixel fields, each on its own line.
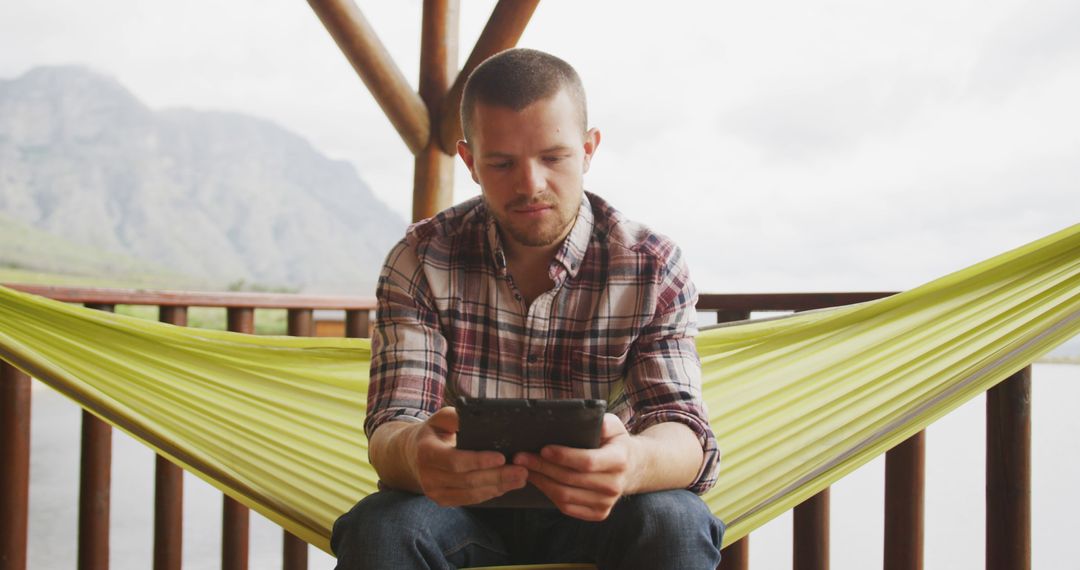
left=540, top=145, right=574, bottom=154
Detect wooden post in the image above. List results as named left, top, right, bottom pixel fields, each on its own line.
left=308, top=0, right=430, bottom=154
left=78, top=303, right=114, bottom=570
left=0, top=362, right=31, bottom=570
left=412, top=0, right=460, bottom=221
left=794, top=488, right=829, bottom=570
left=715, top=308, right=751, bottom=570
left=222, top=307, right=255, bottom=570
left=283, top=309, right=315, bottom=570
left=884, top=430, right=925, bottom=570
left=154, top=306, right=187, bottom=570
left=987, top=366, right=1031, bottom=570
left=437, top=0, right=541, bottom=153
left=719, top=536, right=748, bottom=570
left=345, top=309, right=371, bottom=339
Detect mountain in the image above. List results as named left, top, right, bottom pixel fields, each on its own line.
left=0, top=65, right=405, bottom=293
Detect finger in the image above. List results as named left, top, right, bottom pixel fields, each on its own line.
left=448, top=465, right=528, bottom=491
left=538, top=443, right=624, bottom=474
left=527, top=471, right=614, bottom=520
left=425, top=466, right=528, bottom=506
left=418, top=439, right=506, bottom=472
left=514, top=452, right=617, bottom=494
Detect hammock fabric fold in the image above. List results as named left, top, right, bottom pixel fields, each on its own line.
left=1, top=223, right=1077, bottom=556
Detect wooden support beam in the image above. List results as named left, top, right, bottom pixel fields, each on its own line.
left=884, top=430, right=925, bottom=570
left=987, top=367, right=1031, bottom=570
left=413, top=0, right=460, bottom=221
left=437, top=0, right=540, bottom=154
left=309, top=0, right=430, bottom=155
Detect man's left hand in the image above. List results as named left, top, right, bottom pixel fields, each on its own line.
left=513, top=413, right=639, bottom=521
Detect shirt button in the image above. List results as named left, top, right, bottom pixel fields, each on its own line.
left=527, top=354, right=538, bottom=363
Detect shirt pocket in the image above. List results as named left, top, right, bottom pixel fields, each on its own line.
left=570, top=348, right=630, bottom=401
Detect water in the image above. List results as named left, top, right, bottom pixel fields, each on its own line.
left=25, top=364, right=1077, bottom=569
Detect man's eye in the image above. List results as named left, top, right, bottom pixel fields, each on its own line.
left=543, top=156, right=567, bottom=163
left=488, top=162, right=511, bottom=170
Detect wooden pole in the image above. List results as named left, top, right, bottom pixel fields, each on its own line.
left=715, top=308, right=751, bottom=570
left=987, top=367, right=1031, bottom=570
left=884, top=431, right=925, bottom=570
left=283, top=309, right=315, bottom=570
left=308, top=0, right=430, bottom=155
left=78, top=304, right=114, bottom=570
left=222, top=308, right=254, bottom=570
left=793, top=488, right=829, bottom=570
left=413, top=0, right=460, bottom=221
left=153, top=306, right=187, bottom=570
left=0, top=362, right=31, bottom=570
left=437, top=0, right=541, bottom=154
left=719, top=536, right=748, bottom=570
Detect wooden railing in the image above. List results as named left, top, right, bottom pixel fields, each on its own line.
left=0, top=286, right=1031, bottom=569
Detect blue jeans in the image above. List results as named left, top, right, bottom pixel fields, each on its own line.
left=331, top=489, right=724, bottom=570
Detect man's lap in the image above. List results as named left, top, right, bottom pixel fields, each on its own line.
left=331, top=489, right=724, bottom=569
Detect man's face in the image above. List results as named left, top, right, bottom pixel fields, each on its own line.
left=458, top=89, right=600, bottom=251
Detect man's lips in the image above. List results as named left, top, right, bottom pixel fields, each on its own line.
left=511, top=203, right=554, bottom=215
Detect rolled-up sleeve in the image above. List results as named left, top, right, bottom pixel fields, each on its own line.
left=364, top=238, right=448, bottom=440
left=623, top=246, right=720, bottom=494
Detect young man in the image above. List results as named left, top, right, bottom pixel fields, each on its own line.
left=332, top=48, right=724, bottom=569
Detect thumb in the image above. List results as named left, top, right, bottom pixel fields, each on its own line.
left=427, top=406, right=460, bottom=436
left=601, top=413, right=628, bottom=442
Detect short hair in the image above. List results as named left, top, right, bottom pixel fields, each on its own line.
left=460, top=48, right=588, bottom=143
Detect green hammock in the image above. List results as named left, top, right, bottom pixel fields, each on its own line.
left=0, top=223, right=1077, bottom=562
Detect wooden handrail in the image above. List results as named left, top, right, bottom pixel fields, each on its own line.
left=3, top=283, right=376, bottom=310
left=697, top=292, right=895, bottom=313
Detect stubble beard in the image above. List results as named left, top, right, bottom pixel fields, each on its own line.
left=488, top=194, right=580, bottom=248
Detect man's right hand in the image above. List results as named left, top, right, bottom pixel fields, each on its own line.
left=400, top=407, right=529, bottom=506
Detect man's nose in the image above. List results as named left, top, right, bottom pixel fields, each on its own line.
left=517, top=160, right=546, bottom=196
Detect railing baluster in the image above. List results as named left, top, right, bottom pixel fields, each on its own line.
left=1, top=361, right=31, bottom=570
left=223, top=307, right=254, bottom=570
left=714, top=309, right=751, bottom=570
left=282, top=308, right=314, bottom=570
left=345, top=309, right=371, bottom=339
left=78, top=303, right=114, bottom=570
left=794, top=488, right=830, bottom=570
left=719, top=535, right=748, bottom=570
left=884, top=430, right=925, bottom=570
left=154, top=306, right=187, bottom=570
left=987, top=366, right=1031, bottom=570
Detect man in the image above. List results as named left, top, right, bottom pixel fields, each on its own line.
left=332, top=48, right=724, bottom=569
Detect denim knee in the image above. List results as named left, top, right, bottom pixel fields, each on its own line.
left=599, top=490, right=724, bottom=569
left=330, top=491, right=442, bottom=568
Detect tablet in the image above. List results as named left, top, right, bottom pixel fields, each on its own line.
left=456, top=397, right=606, bottom=508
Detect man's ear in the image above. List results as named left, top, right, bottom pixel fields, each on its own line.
left=457, top=140, right=480, bottom=184
left=582, top=128, right=601, bottom=174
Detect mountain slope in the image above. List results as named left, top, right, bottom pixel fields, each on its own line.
left=0, top=65, right=405, bottom=293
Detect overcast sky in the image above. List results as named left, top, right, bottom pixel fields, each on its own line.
left=1, top=0, right=1077, bottom=294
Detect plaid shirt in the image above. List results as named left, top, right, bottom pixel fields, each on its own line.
left=366, top=192, right=719, bottom=493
